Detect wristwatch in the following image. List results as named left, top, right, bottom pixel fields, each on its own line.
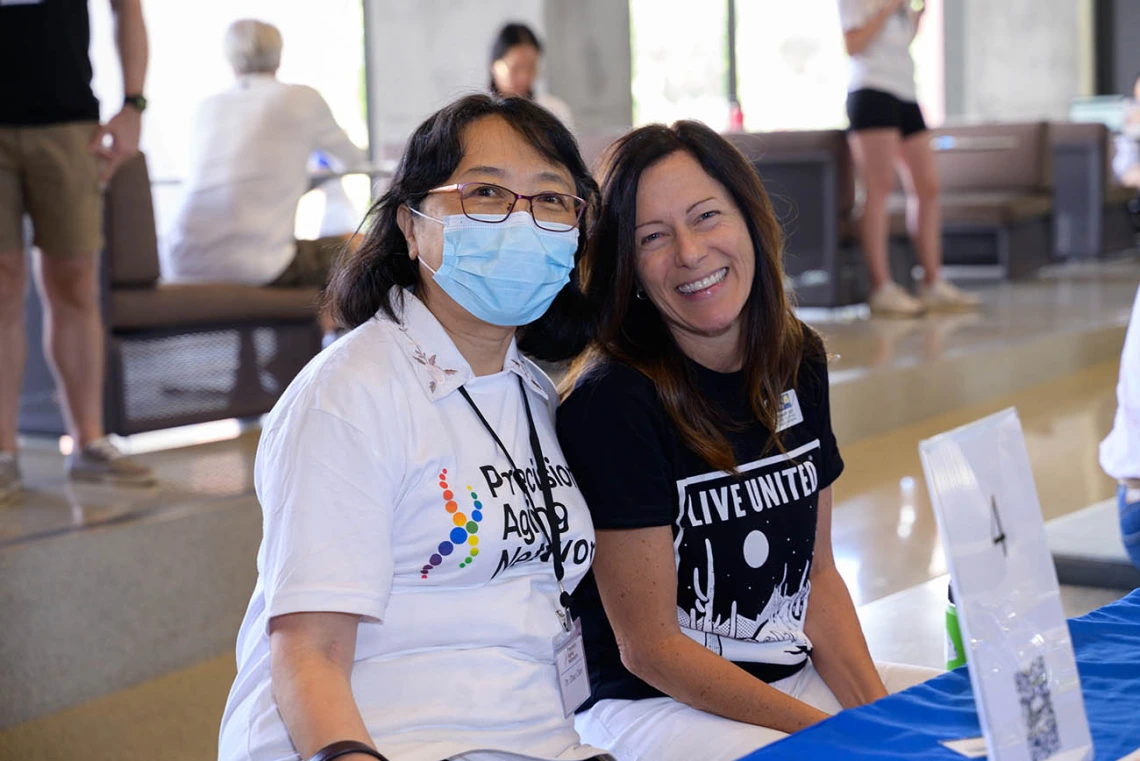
left=124, top=94, right=148, bottom=113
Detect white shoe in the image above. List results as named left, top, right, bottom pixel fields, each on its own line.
left=868, top=282, right=926, bottom=318
left=919, top=279, right=981, bottom=312
left=66, top=438, right=156, bottom=486
left=0, top=451, right=22, bottom=506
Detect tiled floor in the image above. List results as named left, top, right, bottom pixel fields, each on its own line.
left=833, top=359, right=1120, bottom=605
left=804, top=259, right=1139, bottom=381
left=0, top=426, right=257, bottom=548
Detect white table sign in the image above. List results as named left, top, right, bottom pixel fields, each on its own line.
left=920, top=408, right=1093, bottom=761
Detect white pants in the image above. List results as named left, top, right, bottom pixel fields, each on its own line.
left=574, top=662, right=941, bottom=761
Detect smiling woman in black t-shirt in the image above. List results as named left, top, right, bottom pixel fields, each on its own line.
left=556, top=121, right=936, bottom=761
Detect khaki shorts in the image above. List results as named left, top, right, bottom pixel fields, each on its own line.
left=0, top=121, right=103, bottom=255
left=270, top=236, right=347, bottom=288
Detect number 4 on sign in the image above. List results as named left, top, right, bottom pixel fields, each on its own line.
left=990, top=496, right=1008, bottom=558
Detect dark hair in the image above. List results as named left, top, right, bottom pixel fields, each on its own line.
left=562, top=121, right=823, bottom=472
left=325, top=94, right=598, bottom=360
left=489, top=22, right=543, bottom=96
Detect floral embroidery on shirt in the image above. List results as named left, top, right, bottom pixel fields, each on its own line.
left=398, top=325, right=458, bottom=393
left=507, top=357, right=544, bottom=397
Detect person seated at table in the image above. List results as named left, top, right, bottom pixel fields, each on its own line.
left=489, top=23, right=574, bottom=131
left=556, top=121, right=938, bottom=761
left=1101, top=284, right=1140, bottom=572
left=1113, top=72, right=1140, bottom=189
left=216, top=94, right=614, bottom=761
left=164, top=19, right=367, bottom=335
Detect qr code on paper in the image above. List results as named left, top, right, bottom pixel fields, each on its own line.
left=1015, top=656, right=1060, bottom=761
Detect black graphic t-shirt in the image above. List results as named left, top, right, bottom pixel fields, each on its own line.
left=557, top=345, right=843, bottom=709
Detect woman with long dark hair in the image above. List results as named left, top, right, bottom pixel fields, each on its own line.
left=556, top=121, right=936, bottom=760
left=217, top=94, right=612, bottom=761
left=489, top=22, right=574, bottom=130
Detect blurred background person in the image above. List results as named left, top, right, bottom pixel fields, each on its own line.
left=839, top=0, right=978, bottom=318
left=1101, top=284, right=1140, bottom=572
left=163, top=19, right=367, bottom=341
left=1114, top=73, right=1140, bottom=233
left=0, top=0, right=154, bottom=504
left=489, top=22, right=574, bottom=131
left=1112, top=73, right=1140, bottom=189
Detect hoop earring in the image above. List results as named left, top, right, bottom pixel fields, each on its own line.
left=635, top=288, right=647, bottom=301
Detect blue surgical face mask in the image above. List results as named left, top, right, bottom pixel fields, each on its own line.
left=409, top=208, right=579, bottom=327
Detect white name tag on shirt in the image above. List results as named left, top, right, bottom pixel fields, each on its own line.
left=776, top=389, right=804, bottom=432
left=553, top=618, right=590, bottom=717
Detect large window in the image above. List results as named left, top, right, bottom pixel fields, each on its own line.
left=89, top=0, right=369, bottom=240
left=734, top=1, right=848, bottom=132
left=630, top=0, right=730, bottom=128
left=737, top=0, right=944, bottom=132
left=630, top=0, right=945, bottom=132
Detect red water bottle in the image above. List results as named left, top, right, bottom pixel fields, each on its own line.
left=728, top=100, right=744, bottom=132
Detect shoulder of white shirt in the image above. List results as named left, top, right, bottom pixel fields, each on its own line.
left=267, top=296, right=562, bottom=431
left=266, top=316, right=407, bottom=430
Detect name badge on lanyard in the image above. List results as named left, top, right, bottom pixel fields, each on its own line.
left=460, top=376, right=592, bottom=715
left=553, top=617, right=590, bottom=716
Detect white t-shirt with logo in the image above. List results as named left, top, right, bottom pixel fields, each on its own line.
left=838, top=0, right=918, bottom=102
left=217, top=289, right=601, bottom=761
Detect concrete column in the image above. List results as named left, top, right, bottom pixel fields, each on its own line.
left=363, top=0, right=543, bottom=152
left=542, top=0, right=633, bottom=131
left=943, top=0, right=1091, bottom=122
left=363, top=0, right=633, bottom=151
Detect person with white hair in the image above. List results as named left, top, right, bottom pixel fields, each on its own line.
left=164, top=19, right=367, bottom=335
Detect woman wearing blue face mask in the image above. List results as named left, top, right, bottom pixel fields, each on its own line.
left=216, top=94, right=610, bottom=761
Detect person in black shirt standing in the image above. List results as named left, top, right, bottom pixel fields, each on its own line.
left=557, top=121, right=937, bottom=761
left=0, top=0, right=153, bottom=504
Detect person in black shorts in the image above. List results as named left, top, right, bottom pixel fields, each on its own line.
left=847, top=87, right=927, bottom=138
left=839, top=0, right=979, bottom=317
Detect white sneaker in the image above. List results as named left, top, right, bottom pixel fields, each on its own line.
left=0, top=452, right=22, bottom=506
left=66, top=437, right=157, bottom=486
left=919, top=279, right=981, bottom=312
left=868, top=282, right=926, bottom=318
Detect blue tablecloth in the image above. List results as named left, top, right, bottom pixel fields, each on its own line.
left=740, top=589, right=1140, bottom=761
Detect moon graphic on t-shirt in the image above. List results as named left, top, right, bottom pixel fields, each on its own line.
left=743, top=530, right=770, bottom=569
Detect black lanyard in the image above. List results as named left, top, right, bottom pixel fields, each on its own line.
left=459, top=375, right=573, bottom=631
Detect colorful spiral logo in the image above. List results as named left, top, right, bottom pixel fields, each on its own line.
left=420, top=468, right=483, bottom=579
